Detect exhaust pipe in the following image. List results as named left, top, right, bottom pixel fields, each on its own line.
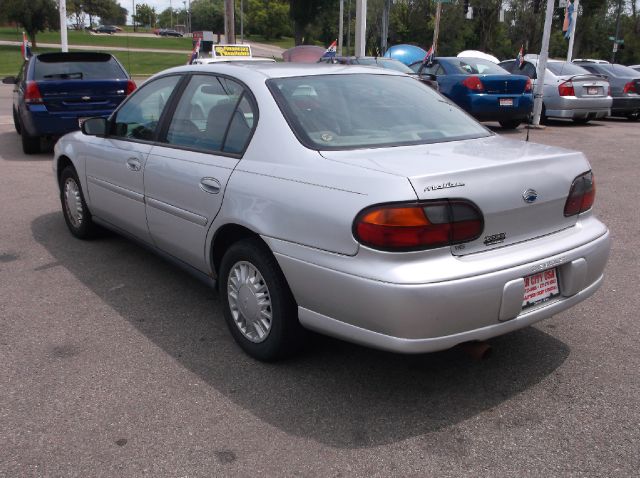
left=459, top=341, right=492, bottom=361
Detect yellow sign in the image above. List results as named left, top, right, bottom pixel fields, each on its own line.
left=213, top=45, right=252, bottom=57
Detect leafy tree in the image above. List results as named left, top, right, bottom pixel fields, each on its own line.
left=4, top=0, right=59, bottom=47
left=246, top=0, right=292, bottom=40
left=191, top=0, right=224, bottom=38
left=289, top=0, right=334, bottom=44
left=133, top=3, right=157, bottom=28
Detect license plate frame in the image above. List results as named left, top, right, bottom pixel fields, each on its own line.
left=587, top=87, right=599, bottom=95
left=522, top=268, right=560, bottom=309
left=499, top=98, right=514, bottom=107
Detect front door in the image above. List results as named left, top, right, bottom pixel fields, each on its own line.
left=83, top=75, right=182, bottom=242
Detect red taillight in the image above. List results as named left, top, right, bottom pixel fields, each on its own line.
left=462, top=76, right=484, bottom=92
left=126, top=79, right=137, bottom=95
left=623, top=81, right=637, bottom=94
left=564, top=171, right=596, bottom=217
left=525, top=78, right=533, bottom=92
left=558, top=80, right=575, bottom=97
left=24, top=81, right=43, bottom=104
left=354, top=200, right=483, bottom=251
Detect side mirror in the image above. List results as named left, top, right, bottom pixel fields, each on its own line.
left=2, top=76, right=17, bottom=84
left=81, top=117, right=108, bottom=136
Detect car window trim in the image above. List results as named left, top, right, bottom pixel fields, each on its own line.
left=154, top=71, right=260, bottom=159
left=106, top=73, right=187, bottom=145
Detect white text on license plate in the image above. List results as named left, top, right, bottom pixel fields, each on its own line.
left=587, top=87, right=599, bottom=95
left=499, top=98, right=514, bottom=106
left=522, top=268, right=559, bottom=308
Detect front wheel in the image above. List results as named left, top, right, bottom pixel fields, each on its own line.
left=627, top=112, right=640, bottom=122
left=499, top=119, right=521, bottom=130
left=219, top=238, right=306, bottom=361
left=60, top=166, right=98, bottom=239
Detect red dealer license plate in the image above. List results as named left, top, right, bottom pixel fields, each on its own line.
left=499, top=98, right=514, bottom=106
left=587, top=87, right=599, bottom=95
left=522, top=268, right=560, bottom=308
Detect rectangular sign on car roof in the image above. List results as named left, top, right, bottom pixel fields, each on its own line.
left=213, top=45, right=252, bottom=57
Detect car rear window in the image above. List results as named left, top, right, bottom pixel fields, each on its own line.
left=268, top=73, right=490, bottom=150
left=355, top=58, right=415, bottom=74
left=33, top=53, right=127, bottom=80
left=546, top=62, right=590, bottom=76
left=596, top=64, right=640, bottom=77
left=449, top=58, right=509, bottom=75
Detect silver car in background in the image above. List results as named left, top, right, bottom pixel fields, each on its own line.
left=53, top=63, right=610, bottom=361
left=500, top=58, right=612, bottom=123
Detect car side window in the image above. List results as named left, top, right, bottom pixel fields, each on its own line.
left=422, top=63, right=443, bottom=76
left=164, top=74, right=256, bottom=154
left=521, top=62, right=537, bottom=79
left=112, top=75, right=181, bottom=141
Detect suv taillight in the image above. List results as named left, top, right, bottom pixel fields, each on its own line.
left=623, top=81, right=637, bottom=94
left=126, top=80, right=137, bottom=95
left=24, top=81, right=43, bottom=104
left=462, top=76, right=484, bottom=92
left=564, top=171, right=596, bottom=217
left=525, top=78, right=533, bottom=92
left=353, top=200, right=484, bottom=251
left=558, top=80, right=575, bottom=96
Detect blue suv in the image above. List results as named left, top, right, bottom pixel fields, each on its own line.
left=3, top=52, right=136, bottom=154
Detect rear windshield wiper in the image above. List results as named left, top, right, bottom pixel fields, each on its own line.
left=42, top=72, right=84, bottom=80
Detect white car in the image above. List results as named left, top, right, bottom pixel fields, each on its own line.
left=53, top=63, right=610, bottom=360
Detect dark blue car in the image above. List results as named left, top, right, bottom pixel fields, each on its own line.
left=3, top=52, right=136, bottom=154
left=410, top=57, right=534, bottom=129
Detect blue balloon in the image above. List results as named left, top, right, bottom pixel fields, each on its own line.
left=384, top=44, right=428, bottom=66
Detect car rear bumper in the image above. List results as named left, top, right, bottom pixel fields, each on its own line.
left=611, top=96, right=640, bottom=115
left=546, top=96, right=612, bottom=119
left=21, top=105, right=112, bottom=137
left=467, top=94, right=533, bottom=121
left=268, top=215, right=610, bottom=354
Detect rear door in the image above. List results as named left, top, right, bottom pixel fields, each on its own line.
left=83, top=75, right=183, bottom=242
left=143, top=74, right=257, bottom=271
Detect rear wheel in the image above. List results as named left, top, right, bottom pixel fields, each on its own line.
left=573, top=117, right=591, bottom=124
left=12, top=108, right=21, bottom=135
left=21, top=128, right=41, bottom=154
left=60, top=166, right=98, bottom=239
left=627, top=112, right=640, bottom=122
left=499, top=119, right=521, bottom=130
left=219, top=238, right=306, bottom=361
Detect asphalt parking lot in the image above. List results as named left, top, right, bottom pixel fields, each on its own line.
left=1, top=83, right=639, bottom=477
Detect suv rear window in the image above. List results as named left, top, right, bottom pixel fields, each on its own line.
left=33, top=53, right=127, bottom=81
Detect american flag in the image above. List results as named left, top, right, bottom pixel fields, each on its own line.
left=321, top=40, right=337, bottom=59
left=21, top=32, right=31, bottom=60
left=422, top=44, right=435, bottom=66
left=517, top=45, right=525, bottom=68
left=188, top=37, right=201, bottom=64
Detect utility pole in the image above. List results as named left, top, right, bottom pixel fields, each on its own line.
left=433, top=1, right=442, bottom=53
left=240, top=0, right=244, bottom=43
left=59, top=0, right=68, bottom=52
left=566, top=0, right=580, bottom=61
left=355, top=0, right=367, bottom=56
left=381, top=0, right=390, bottom=54
left=133, top=0, right=136, bottom=32
left=347, top=0, right=351, bottom=56
left=338, top=0, right=344, bottom=56
left=531, top=0, right=555, bottom=127
left=225, top=0, right=235, bottom=44
left=612, top=0, right=623, bottom=63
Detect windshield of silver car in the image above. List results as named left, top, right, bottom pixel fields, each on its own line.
left=267, top=74, right=490, bottom=150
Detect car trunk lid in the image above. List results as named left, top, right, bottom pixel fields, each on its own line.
left=320, top=135, right=591, bottom=256
left=37, top=80, right=130, bottom=112
left=480, top=74, right=529, bottom=94
left=559, top=74, right=609, bottom=98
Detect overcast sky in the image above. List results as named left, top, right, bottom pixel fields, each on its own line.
left=117, top=0, right=183, bottom=16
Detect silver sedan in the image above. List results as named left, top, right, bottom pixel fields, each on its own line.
left=53, top=63, right=610, bottom=360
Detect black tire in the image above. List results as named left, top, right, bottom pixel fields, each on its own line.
left=573, top=117, right=591, bottom=124
left=499, top=119, right=521, bottom=130
left=219, top=238, right=306, bottom=361
left=627, top=112, right=640, bottom=122
left=21, top=128, right=41, bottom=154
left=13, top=108, right=21, bottom=135
left=59, top=166, right=98, bottom=239
left=540, top=104, right=548, bottom=125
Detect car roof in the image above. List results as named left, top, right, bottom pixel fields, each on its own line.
left=151, top=62, right=405, bottom=81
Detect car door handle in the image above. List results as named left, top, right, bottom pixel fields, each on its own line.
left=126, top=158, right=141, bottom=171
left=199, top=177, right=221, bottom=194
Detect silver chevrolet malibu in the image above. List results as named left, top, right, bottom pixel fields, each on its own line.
left=53, top=63, right=610, bottom=361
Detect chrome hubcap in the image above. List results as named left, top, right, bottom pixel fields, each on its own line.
left=63, top=178, right=83, bottom=228
left=227, top=261, right=273, bottom=343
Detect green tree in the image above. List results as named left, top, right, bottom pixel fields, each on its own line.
left=246, top=0, right=292, bottom=40
left=289, top=0, right=334, bottom=44
left=4, top=0, right=59, bottom=47
left=191, top=0, right=224, bottom=38
left=133, top=3, right=157, bottom=28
